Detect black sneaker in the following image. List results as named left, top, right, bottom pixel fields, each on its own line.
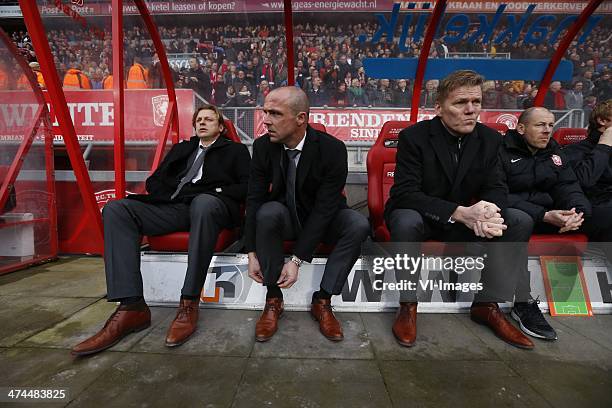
left=511, top=298, right=557, bottom=341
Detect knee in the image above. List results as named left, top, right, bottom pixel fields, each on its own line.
left=102, top=199, right=127, bottom=221
left=502, top=208, right=534, bottom=239
left=388, top=209, right=424, bottom=241
left=190, top=194, right=224, bottom=218
left=255, top=201, right=286, bottom=227
left=345, top=211, right=370, bottom=242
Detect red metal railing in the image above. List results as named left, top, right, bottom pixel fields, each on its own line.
left=0, top=27, right=58, bottom=274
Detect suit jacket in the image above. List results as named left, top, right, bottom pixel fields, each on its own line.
left=128, top=136, right=250, bottom=227
left=244, top=125, right=348, bottom=262
left=500, top=129, right=591, bottom=222
left=563, top=129, right=612, bottom=206
left=384, top=116, right=507, bottom=226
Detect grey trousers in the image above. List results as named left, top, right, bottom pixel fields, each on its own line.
left=388, top=208, right=534, bottom=303
left=103, top=194, right=231, bottom=301
left=255, top=201, right=370, bottom=295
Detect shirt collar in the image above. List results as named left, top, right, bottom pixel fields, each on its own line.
left=284, top=131, right=307, bottom=152
left=199, top=137, right=219, bottom=149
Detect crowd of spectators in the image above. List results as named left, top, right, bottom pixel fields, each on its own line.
left=5, top=16, right=612, bottom=111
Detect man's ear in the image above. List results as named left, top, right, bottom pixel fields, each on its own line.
left=296, top=111, right=308, bottom=127
left=516, top=122, right=526, bottom=135
left=596, top=117, right=607, bottom=128
left=434, top=102, right=441, bottom=116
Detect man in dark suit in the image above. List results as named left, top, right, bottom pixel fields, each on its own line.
left=72, top=105, right=250, bottom=356
left=564, top=100, right=612, bottom=254
left=245, top=86, right=369, bottom=342
left=385, top=70, right=534, bottom=349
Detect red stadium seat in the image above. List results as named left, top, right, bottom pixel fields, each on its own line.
left=483, top=122, right=509, bottom=135
left=553, top=128, right=587, bottom=146
left=366, top=121, right=414, bottom=241
left=366, top=121, right=588, bottom=255
left=148, top=228, right=238, bottom=252
left=223, top=119, right=241, bottom=143
left=527, top=233, right=588, bottom=256
left=147, top=119, right=243, bottom=253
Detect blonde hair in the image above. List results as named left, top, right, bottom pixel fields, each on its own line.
left=437, top=70, right=484, bottom=103
left=589, top=99, right=612, bottom=131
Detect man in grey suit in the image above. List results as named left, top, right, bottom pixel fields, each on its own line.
left=72, top=105, right=250, bottom=355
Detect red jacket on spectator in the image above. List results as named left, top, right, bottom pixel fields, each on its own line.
left=260, top=64, right=274, bottom=83
left=544, top=89, right=566, bottom=110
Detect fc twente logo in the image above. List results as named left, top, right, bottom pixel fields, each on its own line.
left=495, top=113, right=518, bottom=130
left=151, top=95, right=169, bottom=127
left=71, top=0, right=84, bottom=6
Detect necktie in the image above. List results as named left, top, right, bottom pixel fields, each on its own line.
left=171, top=146, right=207, bottom=200
left=452, top=137, right=463, bottom=170
left=285, top=149, right=301, bottom=231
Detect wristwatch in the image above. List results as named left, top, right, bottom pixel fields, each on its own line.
left=289, top=255, right=304, bottom=267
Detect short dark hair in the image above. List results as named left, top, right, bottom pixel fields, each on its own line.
left=589, top=99, right=612, bottom=131
left=191, top=105, right=226, bottom=135
left=436, top=70, right=484, bottom=103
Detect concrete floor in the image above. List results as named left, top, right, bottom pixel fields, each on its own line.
left=0, top=256, right=611, bottom=408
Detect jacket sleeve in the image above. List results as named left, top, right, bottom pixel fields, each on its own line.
left=565, top=143, right=612, bottom=189
left=551, top=158, right=592, bottom=218
left=293, top=142, right=347, bottom=262
left=388, top=129, right=458, bottom=225
left=218, top=144, right=251, bottom=201
left=508, top=193, right=548, bottom=222
left=243, top=139, right=270, bottom=253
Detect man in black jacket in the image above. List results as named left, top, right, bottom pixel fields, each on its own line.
left=500, top=107, right=596, bottom=341
left=385, top=70, right=535, bottom=349
left=72, top=105, right=250, bottom=356
left=245, top=86, right=369, bottom=342
left=184, top=57, right=212, bottom=101
left=564, top=100, right=612, bottom=259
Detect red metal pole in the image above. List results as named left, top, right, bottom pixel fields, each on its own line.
left=410, top=0, right=447, bottom=122
left=112, top=0, right=126, bottom=199
left=283, top=0, right=295, bottom=86
left=134, top=0, right=180, bottom=144
left=0, top=28, right=58, bottom=262
left=533, top=0, right=603, bottom=107
left=43, top=116, right=59, bottom=257
left=19, top=0, right=104, bottom=243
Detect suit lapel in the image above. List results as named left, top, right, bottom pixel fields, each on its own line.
left=429, top=119, right=454, bottom=184
left=270, top=141, right=284, bottom=193
left=297, top=127, right=318, bottom=193
left=453, top=130, right=481, bottom=191
left=173, top=137, right=200, bottom=176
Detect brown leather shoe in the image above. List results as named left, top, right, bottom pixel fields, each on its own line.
left=255, top=298, right=284, bottom=342
left=310, top=298, right=343, bottom=341
left=392, top=302, right=417, bottom=347
left=165, top=299, right=200, bottom=347
left=71, top=305, right=151, bottom=356
left=471, top=302, right=534, bottom=349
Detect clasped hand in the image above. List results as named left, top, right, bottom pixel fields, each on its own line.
left=452, top=200, right=507, bottom=239
left=543, top=208, right=584, bottom=233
